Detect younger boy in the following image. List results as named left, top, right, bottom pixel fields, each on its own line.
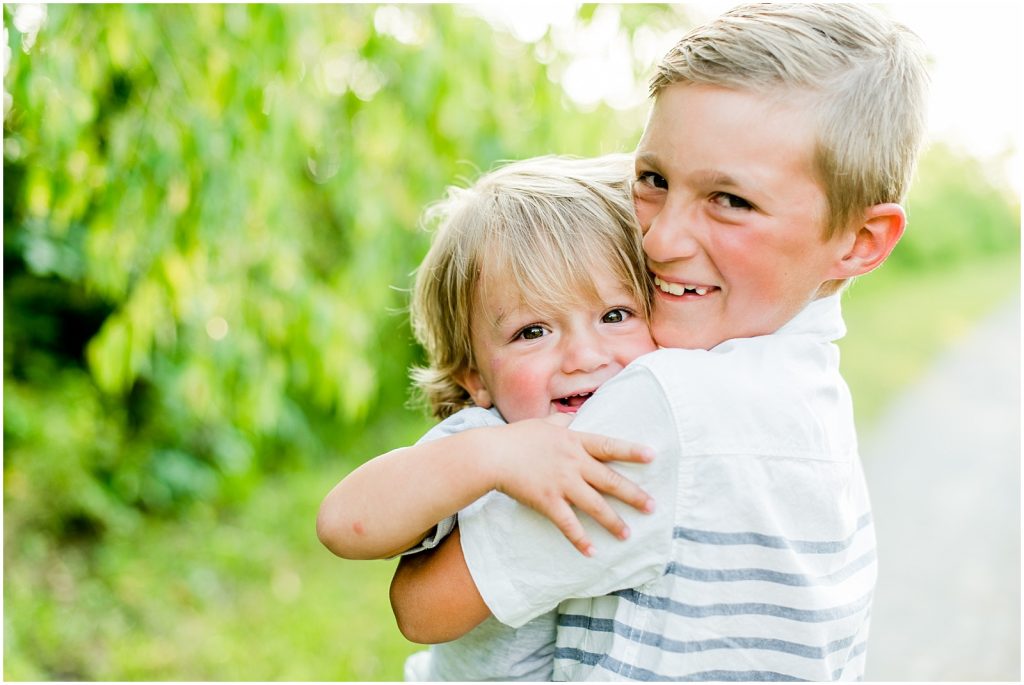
left=389, top=3, right=930, bottom=681
left=317, top=154, right=660, bottom=680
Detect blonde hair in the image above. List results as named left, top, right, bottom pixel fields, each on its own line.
left=410, top=154, right=651, bottom=419
left=652, top=2, right=930, bottom=240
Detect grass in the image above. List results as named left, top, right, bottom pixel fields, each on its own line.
left=4, top=461, right=425, bottom=681
left=4, top=252, right=1019, bottom=681
left=4, top=412, right=434, bottom=682
left=838, top=251, right=1019, bottom=428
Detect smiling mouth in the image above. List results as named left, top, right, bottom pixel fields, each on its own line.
left=555, top=392, right=593, bottom=412
left=654, top=276, right=717, bottom=297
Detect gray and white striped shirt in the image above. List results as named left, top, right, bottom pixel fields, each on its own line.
left=460, top=295, right=876, bottom=681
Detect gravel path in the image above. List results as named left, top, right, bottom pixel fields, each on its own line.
left=861, top=295, right=1020, bottom=681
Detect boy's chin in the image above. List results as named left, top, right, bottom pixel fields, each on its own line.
left=652, top=320, right=724, bottom=351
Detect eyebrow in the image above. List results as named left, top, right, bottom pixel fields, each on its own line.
left=691, top=169, right=744, bottom=190
left=489, top=308, right=509, bottom=330
left=635, top=153, right=745, bottom=190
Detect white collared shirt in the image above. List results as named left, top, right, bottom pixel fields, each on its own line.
left=459, top=295, right=877, bottom=681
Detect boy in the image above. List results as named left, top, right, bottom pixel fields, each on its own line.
left=317, top=154, right=660, bottom=680
left=388, top=3, right=930, bottom=681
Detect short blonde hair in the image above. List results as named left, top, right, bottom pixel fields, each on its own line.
left=652, top=2, right=930, bottom=239
left=410, top=154, right=651, bottom=419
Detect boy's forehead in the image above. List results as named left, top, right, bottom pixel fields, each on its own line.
left=641, top=83, right=818, bottom=147
left=637, top=83, right=820, bottom=180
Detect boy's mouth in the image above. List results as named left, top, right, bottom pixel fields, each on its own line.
left=654, top=276, right=717, bottom=298
left=553, top=391, right=594, bottom=413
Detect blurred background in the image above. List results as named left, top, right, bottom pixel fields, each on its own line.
left=3, top=3, right=1019, bottom=681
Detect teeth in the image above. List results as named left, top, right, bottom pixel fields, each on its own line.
left=655, top=276, right=710, bottom=297
left=558, top=392, right=593, bottom=406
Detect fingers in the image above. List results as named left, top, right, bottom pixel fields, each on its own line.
left=586, top=461, right=656, bottom=514
left=529, top=469, right=655, bottom=555
left=558, top=464, right=656, bottom=551
left=546, top=489, right=631, bottom=556
left=545, top=500, right=594, bottom=557
left=578, top=431, right=655, bottom=464
left=543, top=413, right=574, bottom=428
left=493, top=419, right=657, bottom=555
left=567, top=483, right=633, bottom=544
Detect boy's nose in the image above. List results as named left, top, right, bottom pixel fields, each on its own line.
left=642, top=203, right=701, bottom=263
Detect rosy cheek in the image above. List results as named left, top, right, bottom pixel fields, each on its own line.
left=506, top=366, right=546, bottom=405
left=713, top=234, right=762, bottom=282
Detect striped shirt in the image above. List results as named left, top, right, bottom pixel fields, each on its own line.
left=459, top=295, right=877, bottom=681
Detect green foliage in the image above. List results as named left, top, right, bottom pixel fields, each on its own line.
left=896, top=142, right=1020, bottom=268
left=3, top=4, right=657, bottom=539
left=3, top=3, right=1020, bottom=680
left=3, top=7, right=673, bottom=676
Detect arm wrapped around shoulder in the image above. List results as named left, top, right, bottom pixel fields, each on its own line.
left=459, top=360, right=682, bottom=628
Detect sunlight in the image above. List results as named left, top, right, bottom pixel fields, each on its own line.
left=886, top=2, right=1022, bottom=193
left=472, top=2, right=1022, bottom=193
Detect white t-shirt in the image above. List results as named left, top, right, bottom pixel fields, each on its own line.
left=402, top=406, right=558, bottom=682
left=459, top=295, right=878, bottom=681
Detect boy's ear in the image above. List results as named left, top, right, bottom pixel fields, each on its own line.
left=456, top=369, right=493, bottom=409
left=829, top=202, right=906, bottom=280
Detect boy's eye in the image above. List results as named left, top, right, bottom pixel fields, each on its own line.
left=601, top=308, right=633, bottom=324
left=711, top=192, right=753, bottom=210
left=515, top=325, right=547, bottom=341
left=635, top=171, right=668, bottom=190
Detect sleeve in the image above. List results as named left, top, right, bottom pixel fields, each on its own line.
left=400, top=407, right=507, bottom=556
left=458, top=362, right=682, bottom=628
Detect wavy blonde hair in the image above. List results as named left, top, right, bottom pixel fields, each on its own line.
left=409, top=154, right=651, bottom=419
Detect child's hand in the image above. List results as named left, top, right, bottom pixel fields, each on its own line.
left=484, top=414, right=656, bottom=556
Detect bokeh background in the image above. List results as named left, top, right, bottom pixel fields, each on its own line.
left=3, top=3, right=1019, bottom=681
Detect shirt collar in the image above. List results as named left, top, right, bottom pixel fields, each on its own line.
left=774, top=294, right=847, bottom=343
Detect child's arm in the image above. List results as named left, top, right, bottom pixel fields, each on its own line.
left=389, top=527, right=489, bottom=643
left=391, top=366, right=679, bottom=642
left=316, top=414, right=656, bottom=560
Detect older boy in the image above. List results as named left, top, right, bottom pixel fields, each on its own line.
left=390, top=3, right=929, bottom=681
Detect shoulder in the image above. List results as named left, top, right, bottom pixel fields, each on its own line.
left=628, top=347, right=711, bottom=378
left=609, top=338, right=851, bottom=458
left=615, top=347, right=755, bottom=400
left=569, top=348, right=721, bottom=437
left=416, top=406, right=505, bottom=444
left=633, top=334, right=831, bottom=393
